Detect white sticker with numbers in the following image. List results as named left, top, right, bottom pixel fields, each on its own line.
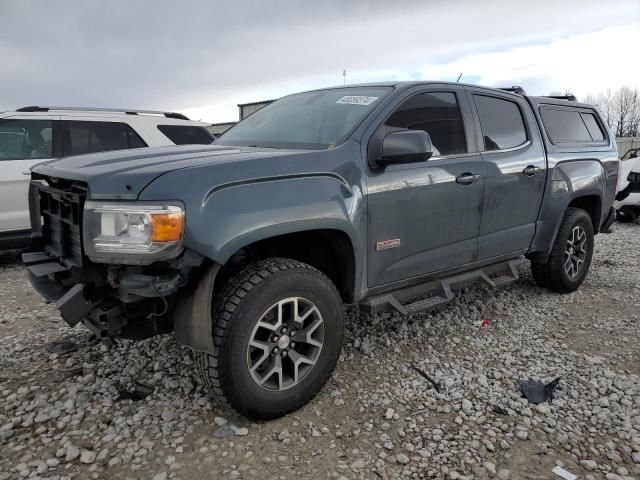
left=335, top=96, right=379, bottom=106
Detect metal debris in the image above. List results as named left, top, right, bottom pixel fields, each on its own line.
left=410, top=365, right=442, bottom=392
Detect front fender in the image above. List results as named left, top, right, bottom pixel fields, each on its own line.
left=157, top=172, right=364, bottom=354
left=182, top=174, right=363, bottom=264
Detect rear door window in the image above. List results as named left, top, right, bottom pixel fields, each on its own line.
left=473, top=95, right=527, bottom=151
left=157, top=125, right=214, bottom=145
left=65, top=121, right=147, bottom=156
left=0, top=119, right=53, bottom=160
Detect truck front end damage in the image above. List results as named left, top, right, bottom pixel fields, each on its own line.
left=23, top=174, right=204, bottom=340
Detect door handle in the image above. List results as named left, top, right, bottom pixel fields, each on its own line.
left=523, top=165, right=540, bottom=176
left=456, top=173, right=481, bottom=185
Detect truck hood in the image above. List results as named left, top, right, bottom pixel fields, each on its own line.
left=32, top=144, right=311, bottom=199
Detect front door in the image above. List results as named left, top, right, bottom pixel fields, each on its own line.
left=465, top=89, right=546, bottom=259
left=0, top=116, right=59, bottom=232
left=366, top=87, right=484, bottom=287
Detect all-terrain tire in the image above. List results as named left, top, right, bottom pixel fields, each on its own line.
left=531, top=207, right=594, bottom=293
left=194, top=258, right=344, bottom=420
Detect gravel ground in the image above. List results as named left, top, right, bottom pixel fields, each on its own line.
left=1, top=223, right=639, bottom=480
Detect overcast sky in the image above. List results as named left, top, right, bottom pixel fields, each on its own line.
left=1, top=0, right=638, bottom=123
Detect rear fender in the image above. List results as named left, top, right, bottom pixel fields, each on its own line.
left=528, top=160, right=604, bottom=262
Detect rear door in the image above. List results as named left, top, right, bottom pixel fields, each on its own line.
left=366, top=85, right=484, bottom=287
left=0, top=116, right=60, bottom=232
left=466, top=89, right=546, bottom=259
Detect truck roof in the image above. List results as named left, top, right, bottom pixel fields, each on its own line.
left=307, top=81, right=592, bottom=107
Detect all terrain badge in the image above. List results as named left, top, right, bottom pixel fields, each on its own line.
left=376, top=238, right=401, bottom=251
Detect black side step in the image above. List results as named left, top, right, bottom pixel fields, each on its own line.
left=361, top=258, right=521, bottom=316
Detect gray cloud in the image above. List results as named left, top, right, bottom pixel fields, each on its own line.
left=1, top=0, right=638, bottom=121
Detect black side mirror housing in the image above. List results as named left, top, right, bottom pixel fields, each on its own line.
left=378, top=130, right=433, bottom=167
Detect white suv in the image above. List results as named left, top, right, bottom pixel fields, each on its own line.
left=0, top=106, right=213, bottom=249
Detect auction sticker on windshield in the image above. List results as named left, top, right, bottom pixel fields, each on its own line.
left=336, top=96, right=379, bottom=105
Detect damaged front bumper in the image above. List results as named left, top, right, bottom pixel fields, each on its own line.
left=23, top=249, right=204, bottom=340
left=23, top=175, right=210, bottom=343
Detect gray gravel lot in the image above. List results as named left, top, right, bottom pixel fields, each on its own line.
left=0, top=223, right=639, bottom=480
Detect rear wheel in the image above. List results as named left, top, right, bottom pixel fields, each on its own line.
left=531, top=207, right=594, bottom=293
left=194, top=258, right=344, bottom=419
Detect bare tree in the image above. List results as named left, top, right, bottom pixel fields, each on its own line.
left=585, top=87, right=639, bottom=137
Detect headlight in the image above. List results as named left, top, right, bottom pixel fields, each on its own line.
left=83, top=201, right=185, bottom=265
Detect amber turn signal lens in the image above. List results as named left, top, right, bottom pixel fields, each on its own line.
left=150, top=211, right=184, bottom=242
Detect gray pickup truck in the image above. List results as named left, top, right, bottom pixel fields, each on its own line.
left=24, top=82, right=618, bottom=419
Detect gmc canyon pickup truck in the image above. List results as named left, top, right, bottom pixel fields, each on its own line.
left=23, top=82, right=618, bottom=419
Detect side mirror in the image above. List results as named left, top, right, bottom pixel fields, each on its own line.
left=379, top=130, right=433, bottom=167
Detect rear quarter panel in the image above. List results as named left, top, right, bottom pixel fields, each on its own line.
left=526, top=97, right=618, bottom=257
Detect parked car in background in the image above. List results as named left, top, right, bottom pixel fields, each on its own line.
left=23, top=83, right=618, bottom=419
left=0, top=107, right=214, bottom=249
left=615, top=147, right=640, bottom=222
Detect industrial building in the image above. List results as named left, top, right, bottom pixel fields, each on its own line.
left=209, top=99, right=275, bottom=136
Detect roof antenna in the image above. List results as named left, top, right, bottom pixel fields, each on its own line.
left=456, top=73, right=463, bottom=83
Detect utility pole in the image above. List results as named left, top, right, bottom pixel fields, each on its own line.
left=343, top=69, right=346, bottom=85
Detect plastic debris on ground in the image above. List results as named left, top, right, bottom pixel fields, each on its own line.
left=478, top=318, right=490, bottom=329
left=46, top=339, right=80, bottom=354
left=117, top=382, right=154, bottom=401
left=551, top=466, right=577, bottom=480
left=519, top=377, right=561, bottom=404
left=491, top=404, right=508, bottom=415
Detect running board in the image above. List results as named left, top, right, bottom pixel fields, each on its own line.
left=361, top=258, right=521, bottom=316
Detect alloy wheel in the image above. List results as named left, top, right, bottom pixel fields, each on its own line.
left=564, top=225, right=587, bottom=278
left=247, top=297, right=325, bottom=391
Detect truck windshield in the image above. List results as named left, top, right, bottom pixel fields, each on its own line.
left=215, top=87, right=391, bottom=149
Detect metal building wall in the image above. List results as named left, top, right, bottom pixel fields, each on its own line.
left=239, top=101, right=274, bottom=120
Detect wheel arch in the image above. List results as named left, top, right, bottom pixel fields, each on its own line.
left=527, top=192, right=603, bottom=263
left=567, top=195, right=601, bottom=233
left=174, top=228, right=357, bottom=355
left=216, top=228, right=357, bottom=303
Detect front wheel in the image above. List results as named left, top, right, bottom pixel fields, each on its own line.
left=194, top=258, right=344, bottom=419
left=531, top=207, right=594, bottom=293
